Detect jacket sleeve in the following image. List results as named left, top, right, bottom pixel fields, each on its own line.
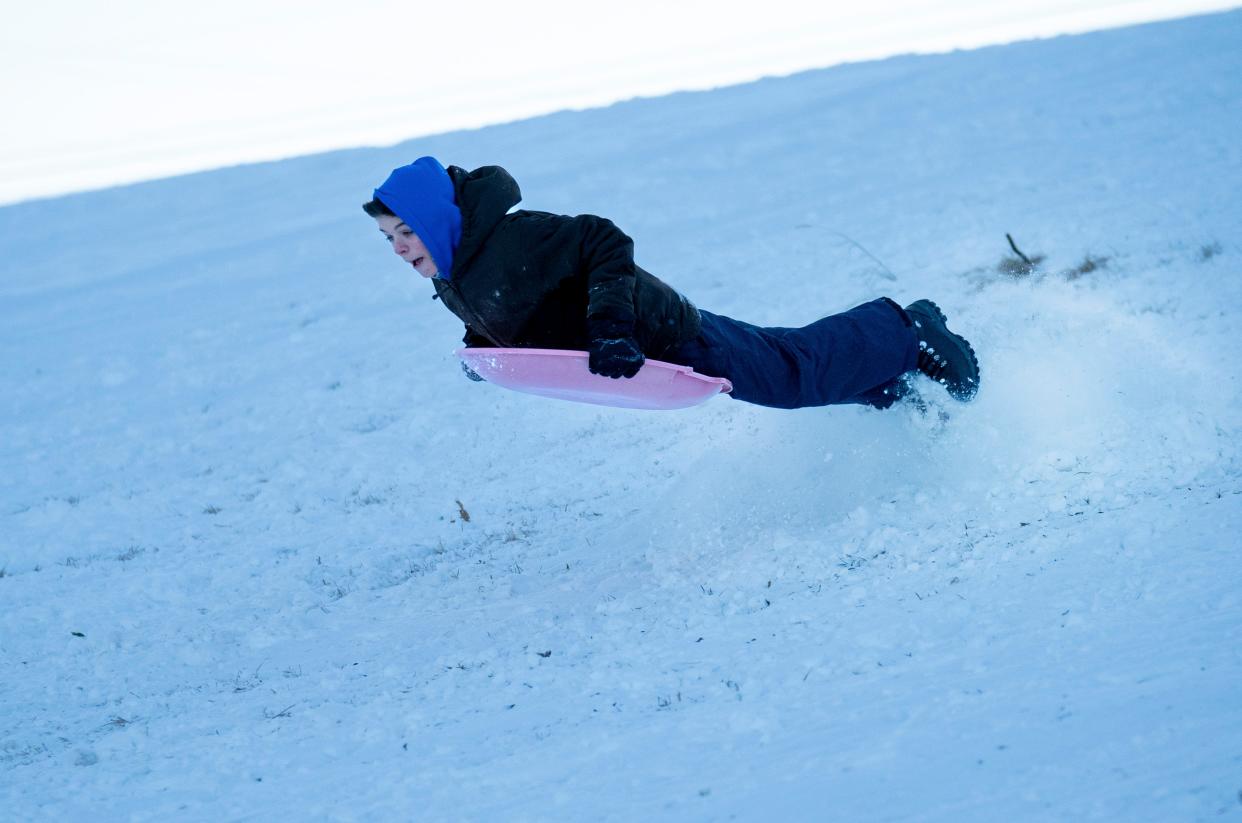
left=462, top=326, right=495, bottom=348
left=575, top=214, right=637, bottom=339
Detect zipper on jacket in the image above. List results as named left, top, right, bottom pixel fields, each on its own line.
left=441, top=280, right=505, bottom=346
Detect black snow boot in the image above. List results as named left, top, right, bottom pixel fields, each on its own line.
left=904, top=300, right=980, bottom=401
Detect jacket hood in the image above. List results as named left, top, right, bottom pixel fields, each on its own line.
left=446, top=165, right=522, bottom=278
left=374, top=156, right=462, bottom=278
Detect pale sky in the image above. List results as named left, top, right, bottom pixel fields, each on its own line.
left=1, top=0, right=1236, bottom=205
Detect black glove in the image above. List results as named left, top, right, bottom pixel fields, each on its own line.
left=588, top=336, right=645, bottom=379
left=461, top=361, right=485, bottom=382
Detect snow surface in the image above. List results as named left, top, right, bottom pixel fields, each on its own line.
left=3, top=10, right=1241, bottom=822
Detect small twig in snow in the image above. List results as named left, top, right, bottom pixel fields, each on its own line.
left=1006, top=233, right=1033, bottom=265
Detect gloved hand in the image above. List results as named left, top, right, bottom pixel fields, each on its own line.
left=588, top=336, right=645, bottom=379
left=461, top=361, right=485, bottom=382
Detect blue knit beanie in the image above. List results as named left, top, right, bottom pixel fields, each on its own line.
left=374, top=157, right=462, bottom=278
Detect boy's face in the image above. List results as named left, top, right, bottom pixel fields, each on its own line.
left=375, top=214, right=438, bottom=278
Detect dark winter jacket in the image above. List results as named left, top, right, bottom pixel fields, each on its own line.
left=431, top=165, right=701, bottom=356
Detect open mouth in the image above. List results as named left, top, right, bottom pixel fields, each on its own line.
left=411, top=257, right=425, bottom=268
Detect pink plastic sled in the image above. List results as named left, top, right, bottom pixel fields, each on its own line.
left=457, top=348, right=733, bottom=410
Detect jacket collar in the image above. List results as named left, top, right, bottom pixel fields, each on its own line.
left=446, top=165, right=522, bottom=279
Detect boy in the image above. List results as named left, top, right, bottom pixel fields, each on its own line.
left=365, top=157, right=978, bottom=410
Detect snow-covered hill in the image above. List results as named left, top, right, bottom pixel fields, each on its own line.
left=2, top=10, right=1240, bottom=821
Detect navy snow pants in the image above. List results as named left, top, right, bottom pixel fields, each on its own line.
left=665, top=297, right=919, bottom=409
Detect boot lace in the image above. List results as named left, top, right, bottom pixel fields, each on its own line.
left=917, top=340, right=948, bottom=383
